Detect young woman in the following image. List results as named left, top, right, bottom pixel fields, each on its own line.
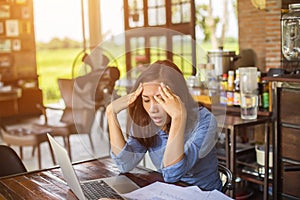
left=106, top=60, right=222, bottom=191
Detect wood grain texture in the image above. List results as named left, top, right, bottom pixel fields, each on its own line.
left=0, top=157, right=182, bottom=199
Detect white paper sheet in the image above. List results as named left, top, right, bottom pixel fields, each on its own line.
left=122, top=181, right=233, bottom=200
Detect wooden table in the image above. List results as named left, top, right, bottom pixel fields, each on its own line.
left=0, top=157, right=185, bottom=199
left=216, top=114, right=271, bottom=200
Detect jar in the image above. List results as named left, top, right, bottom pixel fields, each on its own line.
left=207, top=47, right=236, bottom=76
left=281, top=3, right=300, bottom=61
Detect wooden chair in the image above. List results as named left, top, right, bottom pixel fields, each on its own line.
left=35, top=67, right=120, bottom=160
left=35, top=78, right=96, bottom=161
left=0, top=145, right=27, bottom=177
left=73, top=66, right=120, bottom=133
left=0, top=126, right=55, bottom=169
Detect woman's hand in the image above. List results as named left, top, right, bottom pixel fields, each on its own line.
left=155, top=83, right=187, bottom=167
left=106, top=84, right=143, bottom=155
left=108, top=83, right=143, bottom=114
left=154, top=82, right=186, bottom=120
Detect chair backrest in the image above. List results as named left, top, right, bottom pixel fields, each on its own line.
left=57, top=78, right=95, bottom=134
left=57, top=67, right=120, bottom=133
left=74, top=66, right=120, bottom=107
left=57, top=78, right=75, bottom=109
left=218, top=163, right=233, bottom=193
left=0, top=145, right=27, bottom=177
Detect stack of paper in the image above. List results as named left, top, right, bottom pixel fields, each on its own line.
left=122, top=181, right=233, bottom=200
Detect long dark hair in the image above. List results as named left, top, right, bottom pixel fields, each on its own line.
left=126, top=60, right=198, bottom=148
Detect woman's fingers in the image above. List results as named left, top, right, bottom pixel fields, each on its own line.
left=153, top=94, right=164, bottom=104
left=129, top=83, right=143, bottom=104
left=159, top=82, right=173, bottom=101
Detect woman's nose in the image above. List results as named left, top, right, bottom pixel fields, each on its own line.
left=149, top=102, right=159, bottom=113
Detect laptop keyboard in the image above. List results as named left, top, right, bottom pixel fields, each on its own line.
left=81, top=180, right=123, bottom=200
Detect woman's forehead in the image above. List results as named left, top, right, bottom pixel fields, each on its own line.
left=143, top=81, right=160, bottom=87
left=142, top=82, right=161, bottom=96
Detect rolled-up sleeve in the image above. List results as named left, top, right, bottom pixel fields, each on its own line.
left=111, top=136, right=147, bottom=172
left=161, top=156, right=188, bottom=183
left=161, top=108, right=218, bottom=183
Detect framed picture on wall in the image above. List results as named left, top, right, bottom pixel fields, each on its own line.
left=12, top=39, right=21, bottom=51
left=16, top=0, right=27, bottom=4
left=0, top=39, right=11, bottom=52
left=5, top=19, right=19, bottom=37
left=0, top=5, right=10, bottom=19
left=0, top=54, right=13, bottom=67
left=19, top=20, right=30, bottom=34
left=21, top=6, right=30, bottom=19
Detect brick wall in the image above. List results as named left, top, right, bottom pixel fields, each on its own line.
left=238, top=0, right=282, bottom=72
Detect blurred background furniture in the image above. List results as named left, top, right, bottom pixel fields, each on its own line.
left=233, top=48, right=258, bottom=70
left=266, top=77, right=300, bottom=199
left=35, top=67, right=120, bottom=160
left=215, top=114, right=271, bottom=199
left=0, top=126, right=54, bottom=169
left=0, top=0, right=42, bottom=121
left=35, top=78, right=96, bottom=161
left=0, top=145, right=27, bottom=178
left=218, top=163, right=233, bottom=194
left=0, top=87, right=22, bottom=119
left=74, top=66, right=120, bottom=133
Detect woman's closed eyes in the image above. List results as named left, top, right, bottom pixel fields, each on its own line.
left=142, top=95, right=162, bottom=104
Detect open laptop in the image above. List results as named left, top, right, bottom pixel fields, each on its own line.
left=47, top=133, right=140, bottom=200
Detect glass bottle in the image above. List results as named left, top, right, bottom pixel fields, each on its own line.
left=227, top=70, right=234, bottom=106
left=233, top=69, right=240, bottom=107
left=257, top=71, right=263, bottom=109
left=220, top=73, right=228, bottom=91
left=262, top=80, right=269, bottom=110
left=220, top=73, right=228, bottom=105
left=227, top=70, right=234, bottom=91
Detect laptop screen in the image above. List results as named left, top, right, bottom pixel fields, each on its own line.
left=47, top=133, right=86, bottom=200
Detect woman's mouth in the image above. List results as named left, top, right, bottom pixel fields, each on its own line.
left=151, top=116, right=163, bottom=124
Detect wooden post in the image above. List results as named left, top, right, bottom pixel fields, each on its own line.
left=88, top=0, right=102, bottom=49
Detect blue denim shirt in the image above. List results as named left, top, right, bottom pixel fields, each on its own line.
left=111, top=107, right=222, bottom=191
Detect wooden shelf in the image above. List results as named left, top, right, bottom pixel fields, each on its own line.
left=202, top=103, right=272, bottom=117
